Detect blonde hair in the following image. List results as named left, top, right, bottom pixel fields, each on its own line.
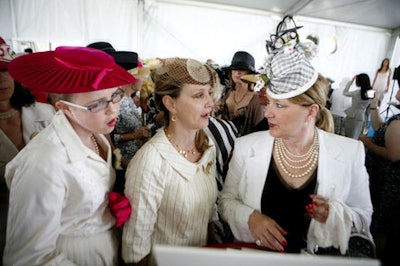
left=289, top=74, right=334, bottom=133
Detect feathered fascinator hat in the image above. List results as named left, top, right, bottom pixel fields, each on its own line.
left=264, top=16, right=318, bottom=99
left=0, top=37, right=14, bottom=70
left=8, top=46, right=135, bottom=94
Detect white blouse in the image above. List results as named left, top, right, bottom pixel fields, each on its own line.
left=4, top=111, right=116, bottom=265
left=122, top=129, right=218, bottom=265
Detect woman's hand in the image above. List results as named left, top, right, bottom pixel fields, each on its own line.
left=358, top=134, right=373, bottom=149
left=137, top=126, right=151, bottom=138
left=305, top=194, right=329, bottom=223
left=108, top=192, right=132, bottom=227
left=248, top=211, right=287, bottom=252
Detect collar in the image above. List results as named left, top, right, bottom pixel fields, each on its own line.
left=150, top=128, right=216, bottom=180
left=53, top=111, right=111, bottom=164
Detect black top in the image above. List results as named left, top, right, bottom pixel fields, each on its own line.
left=261, top=160, right=317, bottom=253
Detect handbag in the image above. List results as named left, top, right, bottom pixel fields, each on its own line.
left=347, top=231, right=376, bottom=258
left=315, top=216, right=376, bottom=258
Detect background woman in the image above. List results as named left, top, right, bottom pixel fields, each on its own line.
left=122, top=58, right=219, bottom=266
left=343, top=73, right=371, bottom=139
left=359, top=89, right=400, bottom=266
left=372, top=58, right=392, bottom=106
left=0, top=37, right=55, bottom=261
left=221, top=51, right=264, bottom=136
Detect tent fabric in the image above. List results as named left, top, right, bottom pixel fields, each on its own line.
left=0, top=0, right=399, bottom=116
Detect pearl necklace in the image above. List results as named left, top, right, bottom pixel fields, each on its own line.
left=164, top=128, right=196, bottom=158
left=90, top=134, right=100, bottom=155
left=274, top=130, right=319, bottom=178
left=0, top=109, right=18, bottom=120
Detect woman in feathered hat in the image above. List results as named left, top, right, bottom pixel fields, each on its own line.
left=4, top=46, right=134, bottom=265
left=122, top=58, right=219, bottom=266
left=219, top=16, right=373, bottom=257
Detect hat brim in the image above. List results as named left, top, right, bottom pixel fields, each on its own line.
left=240, top=74, right=261, bottom=84
left=0, top=61, right=8, bottom=71
left=8, top=47, right=136, bottom=94
left=108, top=51, right=138, bottom=70
left=224, top=65, right=258, bottom=74
left=267, top=70, right=318, bottom=100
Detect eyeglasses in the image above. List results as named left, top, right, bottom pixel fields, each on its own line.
left=60, top=88, right=124, bottom=113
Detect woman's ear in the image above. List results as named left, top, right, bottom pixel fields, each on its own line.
left=162, top=95, right=176, bottom=113
left=55, top=101, right=71, bottom=115
left=308, top=103, right=320, bottom=119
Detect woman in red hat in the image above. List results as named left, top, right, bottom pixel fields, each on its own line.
left=3, top=46, right=134, bottom=266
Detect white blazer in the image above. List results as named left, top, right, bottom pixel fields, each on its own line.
left=219, top=129, right=373, bottom=246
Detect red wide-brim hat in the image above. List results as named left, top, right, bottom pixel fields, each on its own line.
left=8, top=46, right=136, bottom=94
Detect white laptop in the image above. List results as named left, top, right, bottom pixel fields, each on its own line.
left=154, top=245, right=380, bottom=266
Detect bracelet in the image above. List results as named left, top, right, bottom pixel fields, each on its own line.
left=370, top=107, right=377, bottom=110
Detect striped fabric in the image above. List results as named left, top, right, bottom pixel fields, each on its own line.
left=205, top=117, right=238, bottom=191
left=205, top=117, right=238, bottom=243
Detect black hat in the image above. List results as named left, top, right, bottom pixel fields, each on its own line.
left=87, top=42, right=116, bottom=53
left=226, top=51, right=257, bottom=74
left=87, top=42, right=138, bottom=70
left=108, top=51, right=138, bottom=70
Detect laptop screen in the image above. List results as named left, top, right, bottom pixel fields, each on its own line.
left=154, top=245, right=380, bottom=266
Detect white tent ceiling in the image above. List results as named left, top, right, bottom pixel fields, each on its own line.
left=1, top=0, right=399, bottom=114
left=184, top=0, right=400, bottom=31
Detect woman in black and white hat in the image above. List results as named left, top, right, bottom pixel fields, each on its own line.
left=219, top=17, right=373, bottom=256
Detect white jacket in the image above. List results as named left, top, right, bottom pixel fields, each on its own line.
left=219, top=129, right=373, bottom=251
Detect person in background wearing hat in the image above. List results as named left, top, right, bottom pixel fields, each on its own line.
left=219, top=17, right=373, bottom=256
left=0, top=37, right=56, bottom=262
left=122, top=58, right=219, bottom=266
left=3, top=46, right=134, bottom=266
left=221, top=51, right=264, bottom=136
left=342, top=73, right=371, bottom=139
left=88, top=42, right=151, bottom=163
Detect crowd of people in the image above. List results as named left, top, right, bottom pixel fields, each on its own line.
left=1, top=15, right=399, bottom=266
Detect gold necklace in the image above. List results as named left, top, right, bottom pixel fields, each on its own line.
left=274, top=130, right=319, bottom=178
left=90, top=134, right=100, bottom=155
left=0, top=109, right=18, bottom=120
left=233, top=90, right=249, bottom=105
left=164, top=128, right=196, bottom=158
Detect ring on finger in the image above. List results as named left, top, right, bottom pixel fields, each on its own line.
left=255, top=239, right=262, bottom=246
